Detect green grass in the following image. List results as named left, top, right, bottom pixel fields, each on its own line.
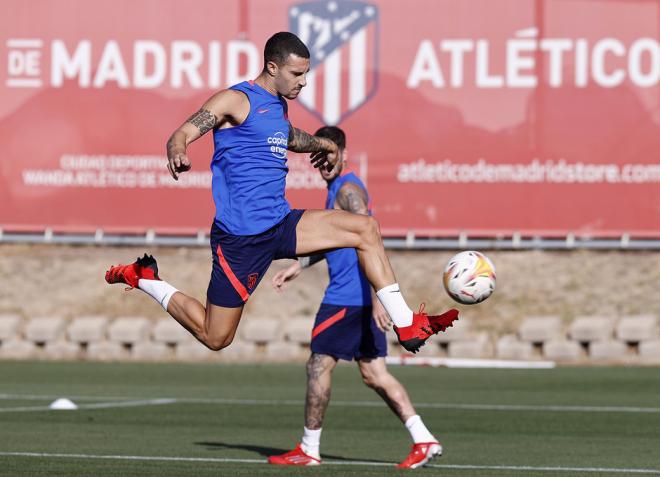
left=1, top=362, right=660, bottom=476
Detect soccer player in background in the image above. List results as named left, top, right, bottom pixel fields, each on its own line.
left=105, top=32, right=458, bottom=354
left=267, top=126, right=443, bottom=469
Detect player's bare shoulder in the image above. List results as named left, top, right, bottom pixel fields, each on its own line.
left=193, top=89, right=251, bottom=131
left=335, top=182, right=368, bottom=215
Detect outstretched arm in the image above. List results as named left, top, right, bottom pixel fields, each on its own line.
left=288, top=124, right=339, bottom=170
left=166, top=90, right=248, bottom=180
left=272, top=254, right=325, bottom=293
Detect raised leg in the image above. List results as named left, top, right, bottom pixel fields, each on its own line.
left=295, top=209, right=395, bottom=290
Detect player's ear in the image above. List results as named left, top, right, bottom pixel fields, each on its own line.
left=266, top=60, right=279, bottom=77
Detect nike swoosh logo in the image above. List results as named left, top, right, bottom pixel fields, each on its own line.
left=389, top=289, right=400, bottom=293
left=257, top=109, right=269, bottom=114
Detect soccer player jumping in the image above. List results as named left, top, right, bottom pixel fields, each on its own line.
left=105, top=32, right=459, bottom=353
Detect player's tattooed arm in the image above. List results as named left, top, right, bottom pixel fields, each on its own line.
left=289, top=124, right=339, bottom=171
left=288, top=126, right=332, bottom=153
left=336, top=183, right=369, bottom=215
left=165, top=109, right=217, bottom=180
left=185, top=108, right=219, bottom=135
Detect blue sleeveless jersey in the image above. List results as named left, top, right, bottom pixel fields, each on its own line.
left=211, top=81, right=291, bottom=235
left=322, top=172, right=372, bottom=307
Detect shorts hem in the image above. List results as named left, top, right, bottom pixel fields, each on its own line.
left=310, top=346, right=356, bottom=362
left=206, top=293, right=246, bottom=309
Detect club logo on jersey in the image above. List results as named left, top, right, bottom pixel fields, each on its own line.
left=289, top=0, right=379, bottom=125
left=247, top=273, right=259, bottom=290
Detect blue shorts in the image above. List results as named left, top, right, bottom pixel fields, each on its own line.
left=311, top=304, right=388, bottom=361
left=207, top=209, right=305, bottom=308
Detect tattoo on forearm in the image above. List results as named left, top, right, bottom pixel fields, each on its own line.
left=304, top=353, right=332, bottom=429
left=336, top=186, right=368, bottom=215
left=288, top=126, right=327, bottom=153
left=186, top=109, right=218, bottom=135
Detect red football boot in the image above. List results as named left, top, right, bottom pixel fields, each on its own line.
left=397, top=441, right=442, bottom=469
left=105, top=253, right=160, bottom=290
left=268, top=444, right=321, bottom=466
left=425, top=306, right=460, bottom=334
left=394, top=305, right=460, bottom=353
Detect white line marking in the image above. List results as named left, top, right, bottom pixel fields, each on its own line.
left=2, top=394, right=660, bottom=414
left=178, top=398, right=660, bottom=414
left=0, top=399, right=176, bottom=413
left=0, top=452, right=659, bottom=474
left=0, top=394, right=138, bottom=401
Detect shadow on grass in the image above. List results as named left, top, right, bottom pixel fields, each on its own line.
left=195, top=441, right=384, bottom=463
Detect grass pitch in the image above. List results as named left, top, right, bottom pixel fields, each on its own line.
left=1, top=361, right=659, bottom=476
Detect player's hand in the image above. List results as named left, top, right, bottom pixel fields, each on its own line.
left=167, top=151, right=192, bottom=180
left=272, top=262, right=303, bottom=292
left=372, top=299, right=391, bottom=332
left=309, top=140, right=339, bottom=172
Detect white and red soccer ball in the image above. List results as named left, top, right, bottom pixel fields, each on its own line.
left=443, top=251, right=496, bottom=305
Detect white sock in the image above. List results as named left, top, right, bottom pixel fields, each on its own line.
left=405, top=415, right=436, bottom=444
left=301, top=426, right=322, bottom=459
left=138, top=279, right=178, bottom=311
left=376, top=283, right=413, bottom=327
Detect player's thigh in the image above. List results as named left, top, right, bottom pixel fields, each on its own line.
left=295, top=209, right=373, bottom=255
left=205, top=298, right=244, bottom=343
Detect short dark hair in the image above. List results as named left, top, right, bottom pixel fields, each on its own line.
left=315, top=126, right=346, bottom=150
left=264, top=32, right=310, bottom=66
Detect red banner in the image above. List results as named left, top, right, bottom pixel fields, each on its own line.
left=1, top=0, right=659, bottom=236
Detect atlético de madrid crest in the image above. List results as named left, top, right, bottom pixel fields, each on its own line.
left=289, top=1, right=379, bottom=125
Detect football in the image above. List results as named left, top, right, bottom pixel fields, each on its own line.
left=443, top=251, right=496, bottom=305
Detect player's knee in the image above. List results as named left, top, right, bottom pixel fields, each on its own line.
left=204, top=334, right=233, bottom=351
left=361, top=370, right=383, bottom=389
left=362, top=374, right=380, bottom=389
left=360, top=216, right=380, bottom=243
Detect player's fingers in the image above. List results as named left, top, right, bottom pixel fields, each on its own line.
left=173, top=154, right=182, bottom=169
left=310, top=151, right=326, bottom=165
left=375, top=317, right=387, bottom=332
left=311, top=156, right=327, bottom=169
left=376, top=313, right=391, bottom=331
left=167, top=161, right=178, bottom=180
left=179, top=156, right=191, bottom=171
left=272, top=272, right=285, bottom=287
